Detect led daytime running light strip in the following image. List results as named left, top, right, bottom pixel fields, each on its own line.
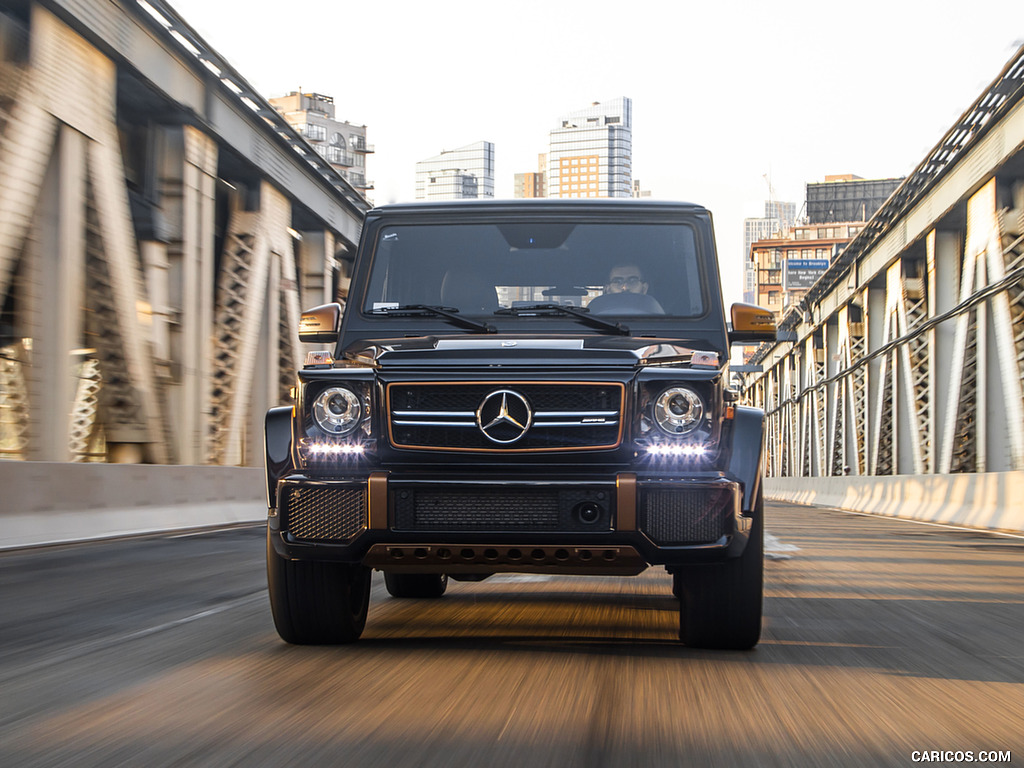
left=646, top=444, right=708, bottom=457
left=307, top=442, right=365, bottom=456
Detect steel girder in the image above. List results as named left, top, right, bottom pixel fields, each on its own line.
left=208, top=182, right=301, bottom=466
left=869, top=260, right=926, bottom=476
left=0, top=6, right=164, bottom=461
left=939, top=180, right=1024, bottom=472
left=827, top=304, right=868, bottom=476
left=796, top=333, right=826, bottom=478
left=0, top=345, right=29, bottom=459
left=68, top=358, right=104, bottom=461
left=0, top=5, right=357, bottom=465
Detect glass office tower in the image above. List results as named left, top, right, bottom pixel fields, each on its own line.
left=548, top=98, right=632, bottom=198
left=415, top=141, right=495, bottom=200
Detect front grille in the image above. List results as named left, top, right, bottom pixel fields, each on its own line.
left=640, top=488, right=733, bottom=544
left=388, top=382, right=623, bottom=451
left=393, top=487, right=614, bottom=532
left=283, top=486, right=366, bottom=541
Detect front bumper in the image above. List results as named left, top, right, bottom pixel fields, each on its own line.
left=269, top=471, right=751, bottom=572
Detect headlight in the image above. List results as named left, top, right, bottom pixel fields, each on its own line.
left=653, top=386, right=704, bottom=435
left=312, top=386, right=362, bottom=436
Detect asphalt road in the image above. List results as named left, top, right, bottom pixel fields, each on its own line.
left=0, top=502, right=1021, bottom=767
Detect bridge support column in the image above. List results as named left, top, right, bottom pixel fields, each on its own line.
left=154, top=125, right=219, bottom=465
left=22, top=125, right=86, bottom=461
left=833, top=305, right=865, bottom=476
left=297, top=230, right=337, bottom=309
left=1, top=6, right=165, bottom=463
left=865, top=283, right=886, bottom=474
left=765, top=365, right=780, bottom=477
left=927, top=229, right=962, bottom=472
left=209, top=181, right=298, bottom=466
left=940, top=180, right=1024, bottom=472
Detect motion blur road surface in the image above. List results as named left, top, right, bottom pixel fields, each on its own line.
left=1, top=502, right=1021, bottom=767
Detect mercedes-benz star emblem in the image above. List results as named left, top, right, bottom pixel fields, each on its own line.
left=476, top=390, right=533, bottom=444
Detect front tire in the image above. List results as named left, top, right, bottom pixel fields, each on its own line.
left=384, top=572, right=449, bottom=598
left=266, top=529, right=371, bottom=644
left=673, top=486, right=763, bottom=650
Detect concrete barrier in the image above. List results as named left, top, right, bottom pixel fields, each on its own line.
left=765, top=471, right=1024, bottom=534
left=0, top=461, right=265, bottom=550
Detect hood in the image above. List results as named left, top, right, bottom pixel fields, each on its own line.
left=338, top=335, right=725, bottom=369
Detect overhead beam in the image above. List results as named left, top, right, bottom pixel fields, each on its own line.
left=39, top=0, right=367, bottom=244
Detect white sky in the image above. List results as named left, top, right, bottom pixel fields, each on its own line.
left=166, top=0, right=1023, bottom=307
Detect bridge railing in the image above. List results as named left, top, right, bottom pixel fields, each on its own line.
left=737, top=45, right=1024, bottom=534
left=740, top=44, right=1024, bottom=480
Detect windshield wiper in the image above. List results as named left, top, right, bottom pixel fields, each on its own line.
left=494, top=303, right=630, bottom=336
left=372, top=304, right=496, bottom=334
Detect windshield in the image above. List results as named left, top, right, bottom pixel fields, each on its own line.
left=361, top=221, right=706, bottom=319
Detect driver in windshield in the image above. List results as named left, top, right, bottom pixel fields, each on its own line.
left=607, top=264, right=649, bottom=294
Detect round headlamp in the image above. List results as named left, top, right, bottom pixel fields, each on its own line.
left=312, top=386, right=362, bottom=436
left=653, top=386, right=704, bottom=435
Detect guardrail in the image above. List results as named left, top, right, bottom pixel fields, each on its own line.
left=765, top=471, right=1024, bottom=533
left=0, top=461, right=264, bottom=550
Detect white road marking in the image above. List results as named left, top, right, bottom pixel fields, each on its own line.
left=488, top=574, right=553, bottom=583
left=765, top=532, right=801, bottom=560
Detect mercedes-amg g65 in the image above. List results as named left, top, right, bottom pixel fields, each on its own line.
left=264, top=199, right=776, bottom=649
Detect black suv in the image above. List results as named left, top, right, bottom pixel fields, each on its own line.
left=265, top=199, right=776, bottom=649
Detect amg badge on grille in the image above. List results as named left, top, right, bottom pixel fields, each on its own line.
left=476, top=390, right=533, bottom=444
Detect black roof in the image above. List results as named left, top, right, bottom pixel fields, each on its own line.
left=367, top=198, right=708, bottom=217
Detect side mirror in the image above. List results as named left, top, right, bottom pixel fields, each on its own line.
left=728, top=303, right=777, bottom=344
left=298, top=303, right=342, bottom=344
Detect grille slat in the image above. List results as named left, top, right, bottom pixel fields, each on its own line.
left=284, top=486, right=366, bottom=541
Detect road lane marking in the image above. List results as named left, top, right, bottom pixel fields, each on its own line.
left=0, top=592, right=266, bottom=685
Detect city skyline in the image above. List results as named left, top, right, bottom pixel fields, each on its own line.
left=166, top=0, right=1024, bottom=306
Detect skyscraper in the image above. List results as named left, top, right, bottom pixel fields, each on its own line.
left=415, top=141, right=495, bottom=200
left=548, top=98, right=632, bottom=198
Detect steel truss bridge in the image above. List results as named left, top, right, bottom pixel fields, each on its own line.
left=1, top=0, right=368, bottom=466
left=1, top=1, right=1024, bottom=532
left=741, top=46, right=1024, bottom=500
